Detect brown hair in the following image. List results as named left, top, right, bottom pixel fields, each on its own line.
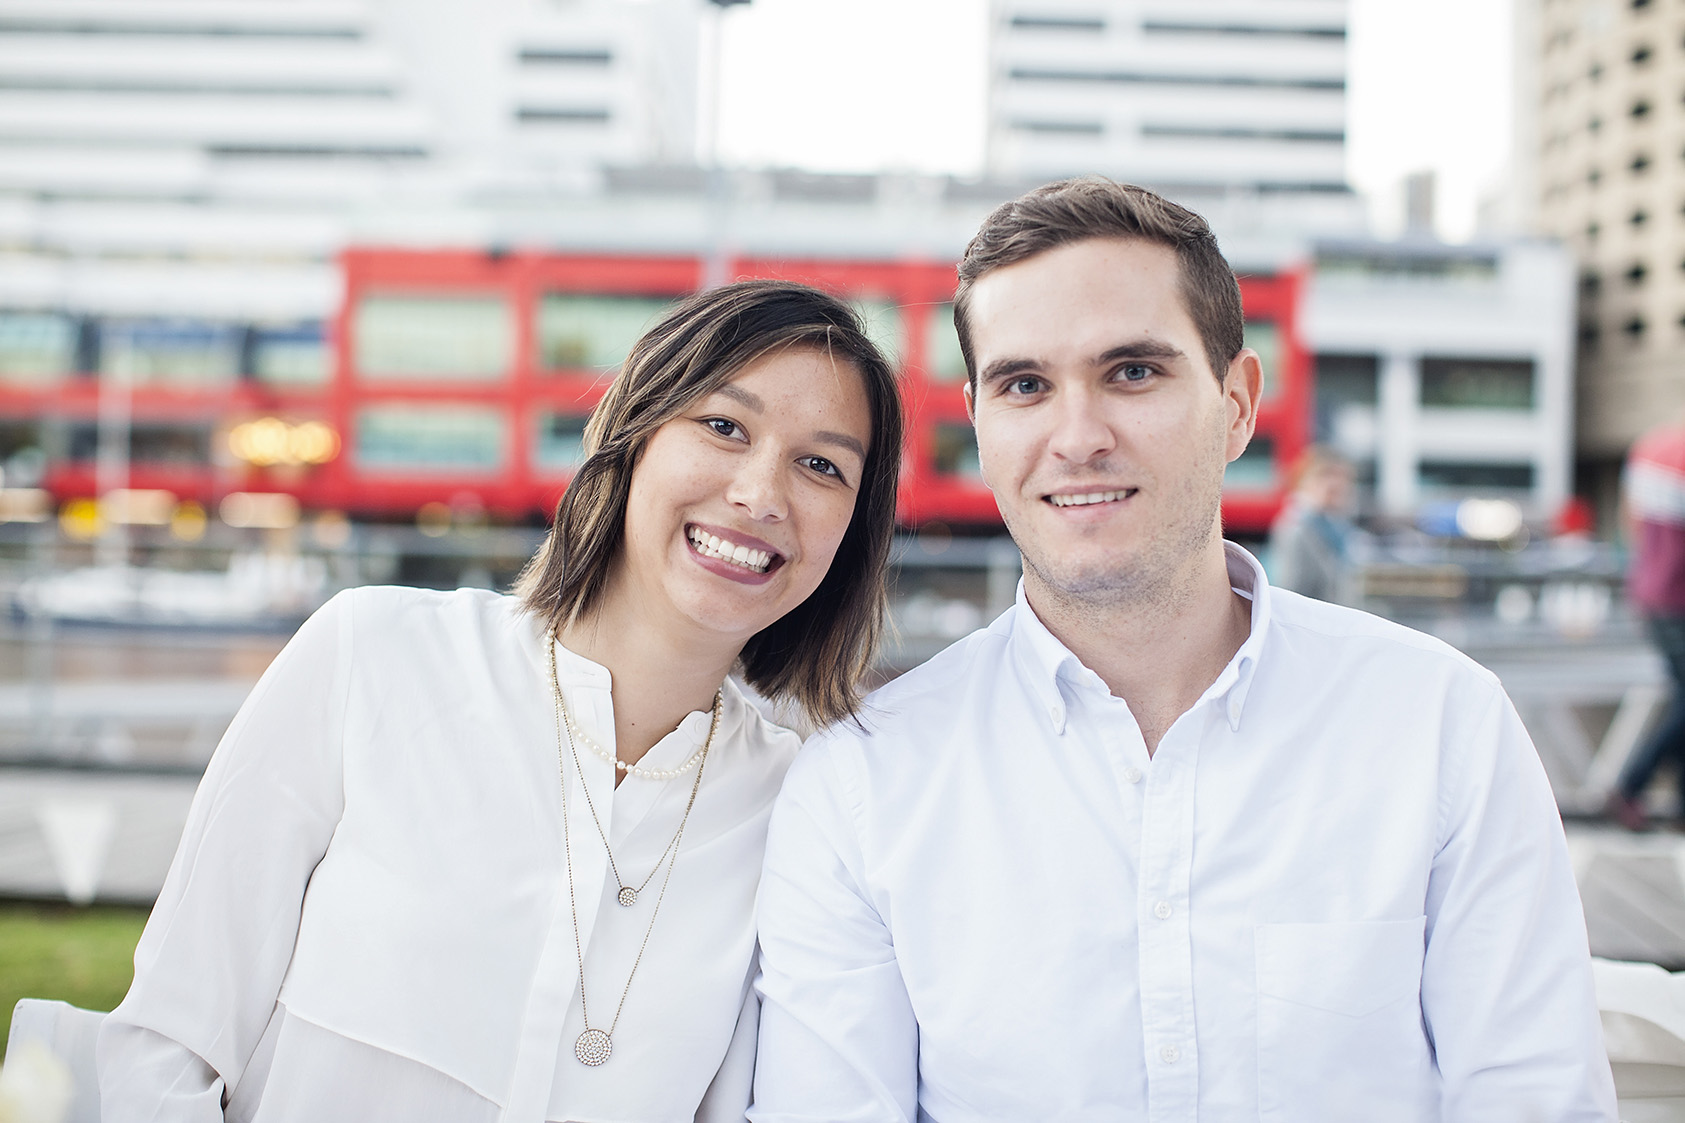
left=953, top=176, right=1245, bottom=386
left=515, top=279, right=903, bottom=728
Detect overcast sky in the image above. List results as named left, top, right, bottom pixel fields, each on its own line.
left=716, top=0, right=1514, bottom=242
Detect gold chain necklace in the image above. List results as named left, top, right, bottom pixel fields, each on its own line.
left=548, top=640, right=715, bottom=1067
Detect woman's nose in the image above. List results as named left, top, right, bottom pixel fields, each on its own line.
left=726, top=451, right=789, bottom=521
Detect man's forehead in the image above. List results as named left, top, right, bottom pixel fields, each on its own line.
left=966, top=238, right=1196, bottom=354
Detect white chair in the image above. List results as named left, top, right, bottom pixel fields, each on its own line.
left=5, top=999, right=103, bottom=1123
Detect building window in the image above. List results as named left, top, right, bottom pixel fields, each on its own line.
left=1419, top=461, right=1535, bottom=491
left=537, top=294, right=675, bottom=371
left=1420, top=357, right=1536, bottom=410
left=518, top=48, right=612, bottom=65
left=1581, top=270, right=1603, bottom=295
left=1633, top=98, right=1653, bottom=118
left=1011, top=119, right=1104, bottom=135
left=533, top=412, right=589, bottom=471
left=0, top=312, right=75, bottom=384
left=1632, top=152, right=1652, bottom=173
left=1580, top=323, right=1601, bottom=349
left=1589, top=166, right=1602, bottom=186
left=1586, top=220, right=1601, bottom=240
left=924, top=305, right=968, bottom=384
left=853, top=300, right=903, bottom=366
left=1312, top=353, right=1378, bottom=442
left=1631, top=208, right=1649, bottom=227
left=515, top=107, right=611, bottom=124
left=1222, top=436, right=1277, bottom=491
left=101, top=320, right=240, bottom=386
left=1627, top=261, right=1649, bottom=285
left=1591, top=62, right=1604, bottom=81
left=250, top=323, right=329, bottom=385
left=1007, top=15, right=1104, bottom=32
left=1633, top=44, right=1654, bottom=65
left=1626, top=315, right=1647, bottom=339
left=355, top=406, right=505, bottom=472
left=1589, top=115, right=1602, bottom=133
left=1244, top=320, right=1280, bottom=400
left=1633, top=0, right=1651, bottom=10
left=932, top=423, right=981, bottom=478
left=354, top=294, right=512, bottom=380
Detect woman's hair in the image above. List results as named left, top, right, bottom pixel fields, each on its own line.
left=515, top=278, right=903, bottom=728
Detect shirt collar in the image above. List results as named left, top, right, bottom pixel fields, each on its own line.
left=1007, top=540, right=1273, bottom=734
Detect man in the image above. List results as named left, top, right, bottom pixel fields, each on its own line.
left=1609, top=418, right=1685, bottom=830
left=751, top=179, right=1615, bottom=1121
left=1267, top=445, right=1358, bottom=603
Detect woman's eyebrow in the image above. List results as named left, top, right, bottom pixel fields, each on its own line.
left=715, top=384, right=764, bottom=412
left=814, top=430, right=867, bottom=461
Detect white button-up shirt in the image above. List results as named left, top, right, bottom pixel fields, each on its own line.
left=99, top=585, right=797, bottom=1123
left=752, top=544, right=1616, bottom=1122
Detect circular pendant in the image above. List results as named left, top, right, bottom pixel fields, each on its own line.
left=617, top=886, right=638, bottom=907
left=575, top=1028, right=612, bottom=1066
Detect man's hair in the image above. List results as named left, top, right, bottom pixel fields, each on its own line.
left=953, top=176, right=1245, bottom=387
left=515, top=279, right=904, bottom=728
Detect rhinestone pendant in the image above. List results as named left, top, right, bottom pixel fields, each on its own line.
left=617, top=886, right=638, bottom=907
left=575, top=1028, right=612, bottom=1066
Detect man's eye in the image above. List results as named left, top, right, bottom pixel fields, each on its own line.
left=1008, top=376, right=1042, bottom=395
left=1120, top=364, right=1152, bottom=382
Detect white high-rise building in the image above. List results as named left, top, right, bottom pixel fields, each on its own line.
left=986, top=0, right=1349, bottom=192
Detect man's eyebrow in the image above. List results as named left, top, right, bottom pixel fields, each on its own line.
left=813, top=430, right=868, bottom=461
left=715, top=384, right=765, bottom=411
left=1097, top=339, right=1187, bottom=364
left=977, top=357, right=1043, bottom=386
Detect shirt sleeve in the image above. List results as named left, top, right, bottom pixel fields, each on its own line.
left=749, top=738, right=919, bottom=1123
left=1422, top=682, right=1618, bottom=1121
left=96, top=589, right=355, bottom=1119
left=693, top=974, right=759, bottom=1123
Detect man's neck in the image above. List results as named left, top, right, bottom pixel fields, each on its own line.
left=1024, top=541, right=1251, bottom=756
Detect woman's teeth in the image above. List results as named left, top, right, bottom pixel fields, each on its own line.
left=1049, top=489, right=1132, bottom=507
left=688, top=528, right=773, bottom=573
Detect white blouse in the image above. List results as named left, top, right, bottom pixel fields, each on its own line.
left=97, top=585, right=800, bottom=1123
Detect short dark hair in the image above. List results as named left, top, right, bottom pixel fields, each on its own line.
left=953, top=176, right=1245, bottom=386
left=515, top=279, right=903, bottom=728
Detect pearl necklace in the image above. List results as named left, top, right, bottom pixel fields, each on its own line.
left=560, top=694, right=715, bottom=782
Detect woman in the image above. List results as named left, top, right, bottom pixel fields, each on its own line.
left=96, top=280, right=904, bottom=1122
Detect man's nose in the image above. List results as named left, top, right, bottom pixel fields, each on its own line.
left=1046, top=388, right=1117, bottom=465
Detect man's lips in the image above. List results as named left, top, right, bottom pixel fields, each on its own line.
left=1044, top=488, right=1138, bottom=508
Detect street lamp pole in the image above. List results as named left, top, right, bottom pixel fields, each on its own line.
left=701, top=0, right=748, bottom=289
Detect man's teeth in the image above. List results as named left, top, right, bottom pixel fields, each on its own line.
left=688, top=528, right=773, bottom=572
left=1049, top=490, right=1132, bottom=507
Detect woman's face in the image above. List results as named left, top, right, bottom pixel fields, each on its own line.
left=615, top=345, right=874, bottom=650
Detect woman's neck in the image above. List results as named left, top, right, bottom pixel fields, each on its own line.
left=557, top=591, right=739, bottom=774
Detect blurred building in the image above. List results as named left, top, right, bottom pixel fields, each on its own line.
left=1523, top=0, right=1684, bottom=509
left=986, top=0, right=1349, bottom=193
left=1303, top=239, right=1576, bottom=521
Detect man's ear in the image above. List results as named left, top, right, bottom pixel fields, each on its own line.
left=961, top=381, right=991, bottom=491
left=1222, top=348, right=1263, bottom=463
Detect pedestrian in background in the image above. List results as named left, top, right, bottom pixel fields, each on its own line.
left=1609, top=418, right=1685, bottom=830
left=1267, top=444, right=1357, bottom=603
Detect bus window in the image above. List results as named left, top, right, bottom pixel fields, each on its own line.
left=538, top=294, right=675, bottom=371
left=355, top=295, right=512, bottom=380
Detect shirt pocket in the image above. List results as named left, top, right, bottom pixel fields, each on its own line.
left=1254, top=917, right=1436, bottom=1123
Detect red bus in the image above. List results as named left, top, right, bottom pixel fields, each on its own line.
left=18, top=248, right=1307, bottom=533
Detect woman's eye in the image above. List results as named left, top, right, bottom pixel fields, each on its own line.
left=803, top=456, right=840, bottom=478
left=705, top=418, right=743, bottom=440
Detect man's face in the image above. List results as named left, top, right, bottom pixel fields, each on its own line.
left=963, top=237, right=1260, bottom=605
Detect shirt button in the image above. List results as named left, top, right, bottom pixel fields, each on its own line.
left=1049, top=705, right=1061, bottom=722
left=1160, top=1045, right=1180, bottom=1064
left=1123, top=767, right=1142, bottom=784
left=1154, top=900, right=1172, bottom=920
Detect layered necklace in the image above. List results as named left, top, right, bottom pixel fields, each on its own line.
left=547, top=640, right=721, bottom=1067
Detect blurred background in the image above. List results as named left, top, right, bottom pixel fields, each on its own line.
left=0, top=0, right=1679, bottom=1064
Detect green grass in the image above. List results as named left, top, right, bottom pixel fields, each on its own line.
left=0, top=901, right=148, bottom=1062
